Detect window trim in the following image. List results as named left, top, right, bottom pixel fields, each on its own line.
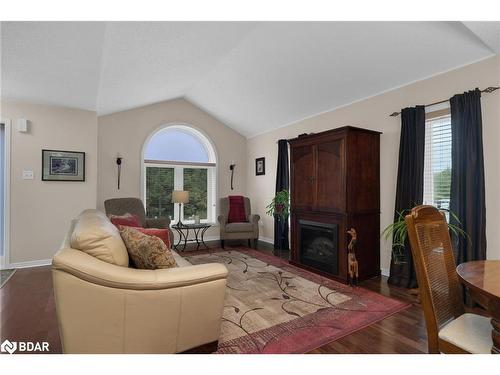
left=144, top=162, right=216, bottom=224
left=140, top=123, right=219, bottom=225
left=426, top=108, right=450, bottom=121
left=144, top=159, right=216, bottom=167
left=0, top=119, right=11, bottom=269
left=423, top=108, right=452, bottom=211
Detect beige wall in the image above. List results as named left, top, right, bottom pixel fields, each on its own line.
left=247, top=56, right=500, bottom=273
left=1, top=100, right=98, bottom=264
left=97, top=98, right=247, bottom=240
left=3, top=58, right=499, bottom=266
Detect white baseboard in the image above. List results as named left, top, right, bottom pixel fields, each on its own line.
left=186, top=235, right=274, bottom=245
left=202, top=236, right=220, bottom=242
left=259, top=236, right=274, bottom=244
left=6, top=259, right=52, bottom=269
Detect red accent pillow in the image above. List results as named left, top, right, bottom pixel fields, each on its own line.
left=228, top=195, right=247, bottom=223
left=109, top=213, right=141, bottom=227
left=135, top=228, right=172, bottom=250
left=116, top=225, right=171, bottom=249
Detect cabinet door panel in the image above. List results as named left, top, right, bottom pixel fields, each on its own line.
left=291, top=145, right=314, bottom=209
left=346, top=132, right=380, bottom=213
left=316, top=139, right=345, bottom=212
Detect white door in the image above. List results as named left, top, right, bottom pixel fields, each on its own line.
left=0, top=120, right=10, bottom=269
left=0, top=123, right=5, bottom=268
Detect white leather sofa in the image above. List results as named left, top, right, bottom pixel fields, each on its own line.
left=52, top=209, right=228, bottom=354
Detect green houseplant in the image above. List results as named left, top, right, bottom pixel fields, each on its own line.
left=381, top=208, right=467, bottom=264
left=266, top=190, right=290, bottom=221
left=266, top=190, right=290, bottom=251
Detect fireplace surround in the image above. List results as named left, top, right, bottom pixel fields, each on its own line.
left=299, top=220, right=338, bottom=277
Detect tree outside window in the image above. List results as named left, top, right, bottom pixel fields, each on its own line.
left=143, top=125, right=217, bottom=223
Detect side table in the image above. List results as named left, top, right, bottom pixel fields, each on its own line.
left=171, top=223, right=211, bottom=252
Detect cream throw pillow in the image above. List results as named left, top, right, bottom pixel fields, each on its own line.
left=70, top=209, right=129, bottom=267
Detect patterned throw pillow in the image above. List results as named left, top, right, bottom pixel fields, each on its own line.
left=119, top=226, right=177, bottom=269
left=135, top=228, right=171, bottom=249
left=116, top=225, right=172, bottom=249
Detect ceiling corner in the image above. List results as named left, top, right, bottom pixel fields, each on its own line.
left=462, top=21, right=500, bottom=53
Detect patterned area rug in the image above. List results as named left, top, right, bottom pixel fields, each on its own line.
left=185, top=248, right=410, bottom=354
left=0, top=269, right=16, bottom=288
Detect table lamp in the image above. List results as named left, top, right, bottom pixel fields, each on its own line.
left=172, top=190, right=189, bottom=225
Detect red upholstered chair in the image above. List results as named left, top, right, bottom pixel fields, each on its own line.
left=218, top=197, right=260, bottom=248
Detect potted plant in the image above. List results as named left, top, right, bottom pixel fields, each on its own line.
left=381, top=208, right=467, bottom=264
left=266, top=190, right=290, bottom=252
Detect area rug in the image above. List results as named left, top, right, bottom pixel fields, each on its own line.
left=185, top=248, right=410, bottom=354
left=0, top=269, right=16, bottom=288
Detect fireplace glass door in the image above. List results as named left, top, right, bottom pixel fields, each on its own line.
left=299, top=220, right=338, bottom=276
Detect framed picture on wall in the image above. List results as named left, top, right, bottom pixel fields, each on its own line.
left=42, top=149, right=85, bottom=181
left=255, top=157, right=265, bottom=176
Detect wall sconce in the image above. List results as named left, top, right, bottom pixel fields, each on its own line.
left=116, top=155, right=122, bottom=189
left=229, top=163, right=236, bottom=190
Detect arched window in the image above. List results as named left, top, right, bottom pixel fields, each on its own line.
left=143, top=125, right=217, bottom=224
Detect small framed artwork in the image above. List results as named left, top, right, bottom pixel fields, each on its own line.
left=255, top=157, right=265, bottom=176
left=42, top=149, right=85, bottom=182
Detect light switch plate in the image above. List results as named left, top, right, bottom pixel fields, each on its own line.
left=22, top=170, right=34, bottom=180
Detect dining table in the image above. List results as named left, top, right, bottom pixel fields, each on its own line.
left=456, top=260, right=500, bottom=354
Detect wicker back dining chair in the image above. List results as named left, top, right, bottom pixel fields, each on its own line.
left=405, top=205, right=492, bottom=354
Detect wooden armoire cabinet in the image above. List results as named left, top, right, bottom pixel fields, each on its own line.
left=289, top=126, right=381, bottom=283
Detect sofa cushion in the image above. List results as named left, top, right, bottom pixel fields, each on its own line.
left=438, top=313, right=493, bottom=354
left=70, top=209, right=129, bottom=267
left=119, top=226, right=177, bottom=270
left=171, top=250, right=191, bottom=267
left=225, top=222, right=254, bottom=233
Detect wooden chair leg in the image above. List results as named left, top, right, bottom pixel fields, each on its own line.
left=247, top=239, right=251, bottom=248
left=221, top=240, right=225, bottom=249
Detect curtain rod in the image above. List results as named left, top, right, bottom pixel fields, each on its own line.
left=389, top=86, right=500, bottom=117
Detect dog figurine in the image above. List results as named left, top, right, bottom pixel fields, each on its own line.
left=347, top=228, right=359, bottom=286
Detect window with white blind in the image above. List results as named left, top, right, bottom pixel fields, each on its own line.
left=143, top=125, right=217, bottom=224
left=423, top=111, right=452, bottom=211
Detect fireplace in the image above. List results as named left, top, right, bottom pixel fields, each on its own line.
left=299, top=220, right=338, bottom=276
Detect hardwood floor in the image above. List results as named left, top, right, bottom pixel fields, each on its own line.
left=256, top=241, right=428, bottom=354
left=0, top=241, right=428, bottom=354
left=0, top=265, right=62, bottom=354
left=308, top=277, right=427, bottom=354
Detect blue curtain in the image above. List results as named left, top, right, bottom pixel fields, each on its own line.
left=450, top=89, right=487, bottom=263
left=274, top=140, right=289, bottom=250
left=388, top=106, right=425, bottom=288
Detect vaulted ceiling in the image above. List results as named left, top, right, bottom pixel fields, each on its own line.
left=2, top=21, right=499, bottom=137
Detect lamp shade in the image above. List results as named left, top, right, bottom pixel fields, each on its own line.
left=172, top=190, right=189, bottom=204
